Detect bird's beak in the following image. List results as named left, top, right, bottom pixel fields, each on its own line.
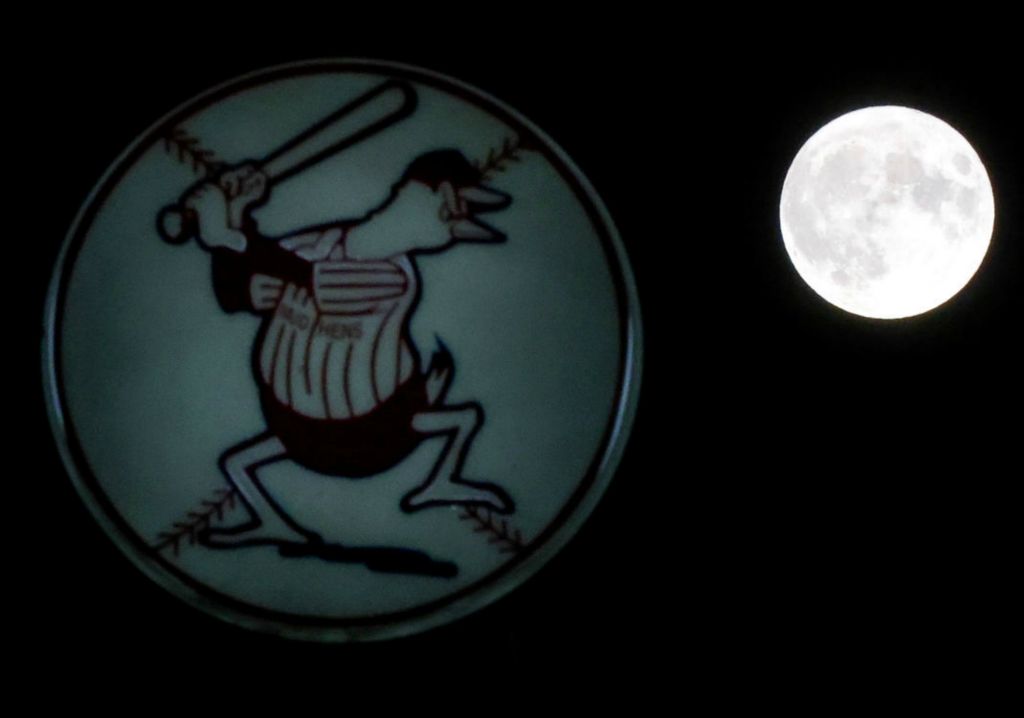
left=451, top=217, right=507, bottom=243
left=461, top=184, right=512, bottom=213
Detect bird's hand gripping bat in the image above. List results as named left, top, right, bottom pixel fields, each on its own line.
left=157, top=80, right=417, bottom=245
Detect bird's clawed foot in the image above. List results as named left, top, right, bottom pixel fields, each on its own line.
left=199, top=517, right=322, bottom=549
left=401, top=479, right=515, bottom=515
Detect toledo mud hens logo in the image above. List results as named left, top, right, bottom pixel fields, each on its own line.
left=156, top=81, right=517, bottom=577
left=48, top=62, right=637, bottom=636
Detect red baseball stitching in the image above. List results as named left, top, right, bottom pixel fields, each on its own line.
left=163, top=127, right=224, bottom=177
left=154, top=488, right=238, bottom=556
left=456, top=505, right=526, bottom=555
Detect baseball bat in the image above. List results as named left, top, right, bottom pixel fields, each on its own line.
left=158, top=80, right=417, bottom=245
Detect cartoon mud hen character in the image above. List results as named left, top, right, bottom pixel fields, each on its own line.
left=158, top=81, right=514, bottom=576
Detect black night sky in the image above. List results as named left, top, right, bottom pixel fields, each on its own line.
left=23, top=18, right=1020, bottom=684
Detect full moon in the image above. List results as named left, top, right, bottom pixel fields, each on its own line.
left=780, top=106, right=995, bottom=319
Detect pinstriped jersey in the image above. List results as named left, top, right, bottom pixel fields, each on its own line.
left=257, top=255, right=418, bottom=419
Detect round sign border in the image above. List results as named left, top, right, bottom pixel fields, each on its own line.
left=42, top=59, right=643, bottom=641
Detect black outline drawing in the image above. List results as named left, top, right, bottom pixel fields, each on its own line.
left=153, top=81, right=528, bottom=578
left=49, top=61, right=633, bottom=632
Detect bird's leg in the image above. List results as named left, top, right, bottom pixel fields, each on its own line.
left=400, top=403, right=514, bottom=514
left=201, top=434, right=321, bottom=547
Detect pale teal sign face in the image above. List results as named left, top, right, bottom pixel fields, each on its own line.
left=44, top=60, right=642, bottom=640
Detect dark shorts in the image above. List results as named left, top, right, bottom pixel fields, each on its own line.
left=260, top=375, right=430, bottom=478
